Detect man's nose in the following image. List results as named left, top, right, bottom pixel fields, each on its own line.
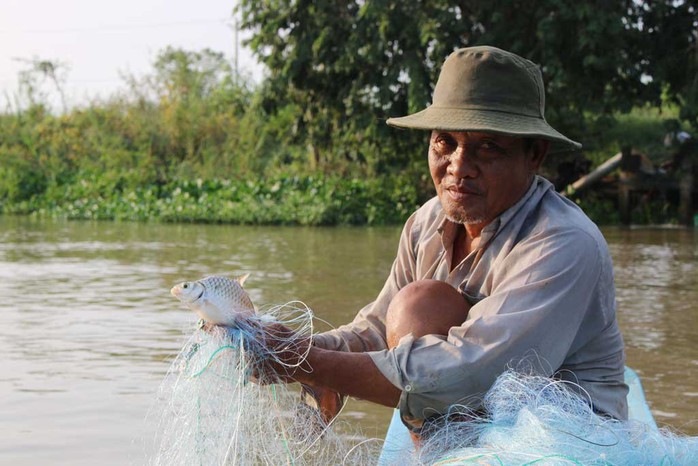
left=447, top=145, right=478, bottom=178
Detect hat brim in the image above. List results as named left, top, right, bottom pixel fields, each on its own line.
left=386, top=106, right=581, bottom=154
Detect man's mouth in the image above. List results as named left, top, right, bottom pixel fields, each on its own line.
left=444, top=183, right=481, bottom=200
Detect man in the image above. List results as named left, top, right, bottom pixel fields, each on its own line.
left=266, top=45, right=628, bottom=438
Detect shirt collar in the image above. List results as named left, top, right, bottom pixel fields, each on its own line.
left=488, top=175, right=547, bottom=237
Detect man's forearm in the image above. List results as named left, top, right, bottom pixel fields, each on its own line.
left=295, top=347, right=401, bottom=408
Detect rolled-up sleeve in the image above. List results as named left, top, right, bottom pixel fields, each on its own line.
left=368, top=227, right=605, bottom=420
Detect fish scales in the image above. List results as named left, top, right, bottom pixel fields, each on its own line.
left=170, top=274, right=255, bottom=326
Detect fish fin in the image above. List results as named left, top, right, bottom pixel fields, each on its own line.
left=236, top=272, right=250, bottom=286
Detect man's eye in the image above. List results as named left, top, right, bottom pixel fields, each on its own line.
left=479, top=141, right=505, bottom=154
left=435, top=137, right=454, bottom=149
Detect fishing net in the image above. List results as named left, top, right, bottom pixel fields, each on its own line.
left=407, top=370, right=698, bottom=466
left=151, top=295, right=697, bottom=465
left=150, top=301, right=377, bottom=465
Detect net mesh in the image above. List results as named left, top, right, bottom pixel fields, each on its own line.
left=150, top=301, right=376, bottom=465
left=151, top=301, right=697, bottom=465
left=409, top=370, right=698, bottom=465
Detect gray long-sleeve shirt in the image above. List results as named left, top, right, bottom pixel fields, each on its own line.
left=313, top=176, right=628, bottom=421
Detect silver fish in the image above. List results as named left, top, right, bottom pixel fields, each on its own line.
left=170, top=274, right=255, bottom=326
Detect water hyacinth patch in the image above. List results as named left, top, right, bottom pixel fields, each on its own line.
left=2, top=173, right=424, bottom=226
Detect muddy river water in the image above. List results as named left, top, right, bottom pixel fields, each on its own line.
left=0, top=217, right=695, bottom=464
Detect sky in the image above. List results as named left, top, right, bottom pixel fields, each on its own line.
left=0, top=0, right=264, bottom=109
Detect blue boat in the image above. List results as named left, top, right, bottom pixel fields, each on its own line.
left=378, top=367, right=658, bottom=464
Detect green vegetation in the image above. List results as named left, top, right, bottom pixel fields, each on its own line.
left=581, top=107, right=683, bottom=166
left=0, top=48, right=430, bottom=225
left=3, top=174, right=423, bottom=226
left=239, top=0, right=697, bottom=161
left=1, top=2, right=696, bottom=225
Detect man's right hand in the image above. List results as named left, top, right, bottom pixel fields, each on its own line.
left=300, top=383, right=344, bottom=425
left=246, top=322, right=312, bottom=384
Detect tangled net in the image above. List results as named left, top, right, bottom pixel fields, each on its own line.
left=150, top=301, right=376, bottom=465
left=408, top=370, right=698, bottom=466
left=151, top=297, right=697, bottom=465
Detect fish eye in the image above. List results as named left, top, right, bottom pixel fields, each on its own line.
left=183, top=283, right=189, bottom=289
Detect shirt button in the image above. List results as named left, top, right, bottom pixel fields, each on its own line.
left=404, top=384, right=413, bottom=392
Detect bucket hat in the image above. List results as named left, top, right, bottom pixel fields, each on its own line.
left=387, top=46, right=581, bottom=153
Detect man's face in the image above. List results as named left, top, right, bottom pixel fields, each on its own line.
left=428, top=131, right=547, bottom=228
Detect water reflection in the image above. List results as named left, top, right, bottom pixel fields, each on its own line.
left=606, top=227, right=698, bottom=433
left=0, top=217, right=695, bottom=465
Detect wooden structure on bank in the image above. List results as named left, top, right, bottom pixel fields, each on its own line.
left=561, top=141, right=696, bottom=227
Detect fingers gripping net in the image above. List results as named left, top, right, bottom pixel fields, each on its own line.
left=150, top=301, right=372, bottom=465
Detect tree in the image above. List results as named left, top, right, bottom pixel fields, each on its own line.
left=13, top=57, right=70, bottom=113
left=119, top=47, right=253, bottom=176
left=636, top=0, right=698, bottom=128
left=238, top=0, right=697, bottom=172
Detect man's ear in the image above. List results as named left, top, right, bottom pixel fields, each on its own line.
left=529, top=139, right=550, bottom=170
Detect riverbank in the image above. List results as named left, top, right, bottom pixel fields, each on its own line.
left=0, top=173, right=425, bottom=226
left=2, top=170, right=690, bottom=227
left=3, top=46, right=693, bottom=227
left=2, top=48, right=692, bottom=227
